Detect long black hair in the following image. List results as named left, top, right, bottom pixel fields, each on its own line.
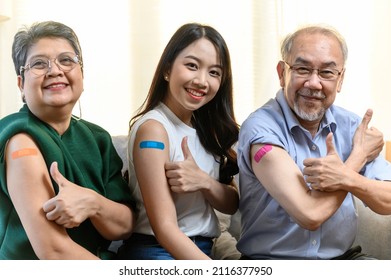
left=130, top=23, right=239, bottom=184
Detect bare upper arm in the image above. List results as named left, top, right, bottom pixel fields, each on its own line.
left=250, top=143, right=343, bottom=229
left=132, top=120, right=178, bottom=233
left=250, top=144, right=309, bottom=214
left=5, top=133, right=71, bottom=257
left=132, top=120, right=208, bottom=258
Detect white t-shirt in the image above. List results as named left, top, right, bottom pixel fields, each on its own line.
left=128, top=102, right=220, bottom=238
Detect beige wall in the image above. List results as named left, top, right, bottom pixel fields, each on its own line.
left=1, top=0, right=391, bottom=141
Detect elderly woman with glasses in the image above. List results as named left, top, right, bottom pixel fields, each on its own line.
left=0, top=21, right=136, bottom=259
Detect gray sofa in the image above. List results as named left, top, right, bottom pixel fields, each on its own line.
left=112, top=135, right=391, bottom=260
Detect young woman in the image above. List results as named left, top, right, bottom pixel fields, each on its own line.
left=118, top=23, right=239, bottom=260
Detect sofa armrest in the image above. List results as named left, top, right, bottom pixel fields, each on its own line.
left=353, top=196, right=391, bottom=259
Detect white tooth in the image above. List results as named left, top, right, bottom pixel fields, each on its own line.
left=188, top=89, right=203, bottom=97
left=49, top=84, right=63, bottom=88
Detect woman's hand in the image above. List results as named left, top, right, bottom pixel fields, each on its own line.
left=165, top=137, right=209, bottom=193
left=42, top=162, right=97, bottom=228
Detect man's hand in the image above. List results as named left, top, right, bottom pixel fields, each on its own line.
left=352, top=109, right=384, bottom=163
left=303, top=133, right=350, bottom=192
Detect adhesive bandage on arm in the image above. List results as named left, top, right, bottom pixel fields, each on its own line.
left=254, top=145, right=272, bottom=163
left=139, top=140, right=165, bottom=150
left=11, top=148, right=38, bottom=159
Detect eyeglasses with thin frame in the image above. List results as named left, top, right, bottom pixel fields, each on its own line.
left=19, top=52, right=81, bottom=77
left=283, top=61, right=343, bottom=81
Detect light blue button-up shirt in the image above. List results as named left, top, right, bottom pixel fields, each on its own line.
left=237, top=89, right=391, bottom=259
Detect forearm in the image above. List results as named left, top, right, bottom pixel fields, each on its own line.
left=38, top=238, right=100, bottom=260
left=339, top=172, right=391, bottom=214
left=90, top=194, right=135, bottom=240
left=279, top=183, right=348, bottom=231
left=344, top=149, right=368, bottom=172
left=305, top=189, right=348, bottom=227
left=30, top=225, right=101, bottom=260
left=154, top=225, right=211, bottom=260
left=200, top=174, right=239, bottom=215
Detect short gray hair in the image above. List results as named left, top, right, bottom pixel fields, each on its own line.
left=12, top=21, right=83, bottom=79
left=280, top=24, right=348, bottom=64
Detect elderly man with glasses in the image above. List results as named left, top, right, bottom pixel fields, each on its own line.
left=236, top=24, right=391, bottom=260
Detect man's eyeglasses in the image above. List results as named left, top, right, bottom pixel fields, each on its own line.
left=19, top=52, right=81, bottom=77
left=283, top=61, right=343, bottom=81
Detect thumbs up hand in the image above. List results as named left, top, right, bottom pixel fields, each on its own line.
left=303, top=133, right=348, bottom=192
left=42, top=162, right=96, bottom=228
left=165, top=136, right=208, bottom=193
left=351, top=109, right=383, bottom=163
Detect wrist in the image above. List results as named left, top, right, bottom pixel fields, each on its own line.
left=345, top=150, right=367, bottom=172
left=86, top=188, right=100, bottom=218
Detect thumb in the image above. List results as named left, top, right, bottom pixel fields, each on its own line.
left=43, top=162, right=64, bottom=213
left=181, top=136, right=193, bottom=160
left=360, top=109, right=373, bottom=129
left=326, top=132, right=336, bottom=155
left=50, top=161, right=65, bottom=189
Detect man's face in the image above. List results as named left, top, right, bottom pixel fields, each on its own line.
left=277, top=32, right=345, bottom=129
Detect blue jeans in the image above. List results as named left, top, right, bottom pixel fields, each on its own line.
left=117, top=233, right=213, bottom=260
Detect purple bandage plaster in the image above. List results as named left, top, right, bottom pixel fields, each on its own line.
left=254, top=145, right=272, bottom=163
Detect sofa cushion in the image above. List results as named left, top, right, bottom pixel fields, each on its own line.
left=353, top=197, right=391, bottom=259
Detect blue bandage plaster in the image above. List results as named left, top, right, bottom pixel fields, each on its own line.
left=139, top=141, right=165, bottom=150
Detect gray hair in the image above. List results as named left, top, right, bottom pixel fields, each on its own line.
left=12, top=21, right=83, bottom=80
left=280, top=24, right=348, bottom=65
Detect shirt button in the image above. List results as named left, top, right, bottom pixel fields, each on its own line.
left=311, top=145, right=317, bottom=151
left=312, top=240, right=317, bottom=246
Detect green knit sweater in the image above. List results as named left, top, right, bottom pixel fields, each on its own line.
left=0, top=105, right=134, bottom=259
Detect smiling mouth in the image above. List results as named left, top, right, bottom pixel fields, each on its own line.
left=186, top=88, right=205, bottom=97
left=302, top=95, right=321, bottom=101
left=44, top=83, right=67, bottom=89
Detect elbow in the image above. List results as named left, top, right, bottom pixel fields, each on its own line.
left=218, top=203, right=239, bottom=215
left=296, top=219, right=322, bottom=231
left=214, top=191, right=239, bottom=215
left=118, top=214, right=136, bottom=240
left=300, top=221, right=321, bottom=231
left=290, top=201, right=339, bottom=231
left=293, top=212, right=324, bottom=231
left=226, top=196, right=239, bottom=215
left=369, top=204, right=391, bottom=215
left=101, top=206, right=136, bottom=241
left=34, top=243, right=68, bottom=260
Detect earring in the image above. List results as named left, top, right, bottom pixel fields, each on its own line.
left=72, top=99, right=82, bottom=121
left=164, top=75, right=169, bottom=81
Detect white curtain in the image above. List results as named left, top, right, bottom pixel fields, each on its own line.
left=1, top=0, right=391, bottom=139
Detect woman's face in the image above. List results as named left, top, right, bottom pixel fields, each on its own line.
left=18, top=37, right=83, bottom=120
left=164, top=38, right=222, bottom=125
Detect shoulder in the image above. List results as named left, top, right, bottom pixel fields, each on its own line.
left=131, top=107, right=172, bottom=138
left=330, top=104, right=360, bottom=118
left=0, top=110, right=40, bottom=147
left=136, top=119, right=168, bottom=140
left=329, top=105, right=361, bottom=126
left=240, top=100, right=284, bottom=138
left=77, top=119, right=111, bottom=140
left=78, top=118, right=109, bottom=134
left=242, top=99, right=282, bottom=127
left=0, top=110, right=30, bottom=130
